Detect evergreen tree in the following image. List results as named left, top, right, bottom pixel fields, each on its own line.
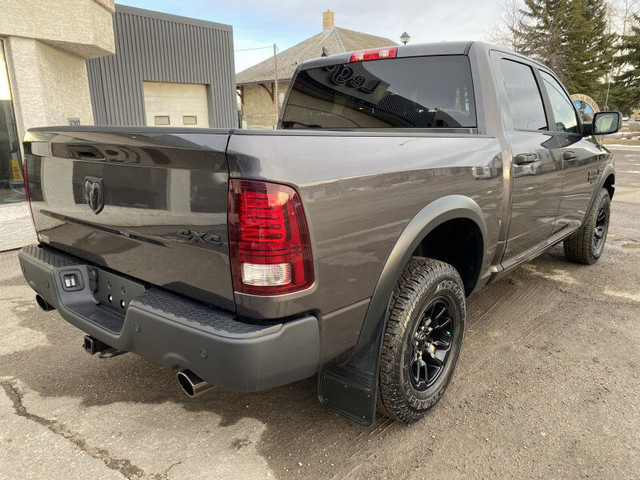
left=566, top=0, right=616, bottom=100
left=515, top=0, right=572, bottom=75
left=612, top=15, right=640, bottom=113
left=515, top=0, right=616, bottom=99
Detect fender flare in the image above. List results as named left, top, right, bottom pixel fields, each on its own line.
left=576, top=162, right=615, bottom=230
left=593, top=162, right=615, bottom=204
left=318, top=195, right=487, bottom=425
left=599, top=162, right=616, bottom=195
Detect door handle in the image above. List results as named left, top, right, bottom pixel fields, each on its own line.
left=513, top=153, right=537, bottom=165
left=563, top=151, right=577, bottom=161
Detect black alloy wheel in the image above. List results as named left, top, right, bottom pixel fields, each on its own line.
left=408, top=298, right=455, bottom=391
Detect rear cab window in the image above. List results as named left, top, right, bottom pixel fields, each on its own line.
left=281, top=56, right=476, bottom=129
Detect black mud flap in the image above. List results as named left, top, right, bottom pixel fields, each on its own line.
left=318, top=310, right=387, bottom=426
left=318, top=363, right=378, bottom=425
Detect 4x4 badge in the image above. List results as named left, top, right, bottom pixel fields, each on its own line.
left=84, top=176, right=104, bottom=214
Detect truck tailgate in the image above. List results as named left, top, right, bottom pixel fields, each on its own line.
left=23, top=127, right=235, bottom=311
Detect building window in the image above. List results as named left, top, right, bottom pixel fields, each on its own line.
left=183, top=115, right=197, bottom=125
left=0, top=39, right=24, bottom=204
left=154, top=115, right=170, bottom=125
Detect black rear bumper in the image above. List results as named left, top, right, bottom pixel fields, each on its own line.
left=19, top=244, right=319, bottom=392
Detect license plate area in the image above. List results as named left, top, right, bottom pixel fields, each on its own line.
left=90, top=267, right=146, bottom=315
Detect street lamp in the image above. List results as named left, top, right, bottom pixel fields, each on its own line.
left=400, top=32, right=410, bottom=45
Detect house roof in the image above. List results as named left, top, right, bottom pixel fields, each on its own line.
left=236, top=27, right=397, bottom=86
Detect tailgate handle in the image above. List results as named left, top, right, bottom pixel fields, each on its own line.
left=68, top=145, right=104, bottom=160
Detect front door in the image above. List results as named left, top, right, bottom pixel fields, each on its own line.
left=536, top=70, right=607, bottom=235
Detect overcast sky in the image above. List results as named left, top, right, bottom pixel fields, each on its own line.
left=117, top=0, right=505, bottom=72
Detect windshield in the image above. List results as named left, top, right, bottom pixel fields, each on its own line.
left=281, top=55, right=476, bottom=129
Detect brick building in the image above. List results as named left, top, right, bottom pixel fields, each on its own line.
left=236, top=11, right=397, bottom=129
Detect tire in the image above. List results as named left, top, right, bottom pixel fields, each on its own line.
left=377, top=257, right=466, bottom=423
left=563, top=188, right=611, bottom=265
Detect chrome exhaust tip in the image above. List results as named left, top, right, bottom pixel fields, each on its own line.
left=36, top=294, right=55, bottom=312
left=177, top=369, right=214, bottom=398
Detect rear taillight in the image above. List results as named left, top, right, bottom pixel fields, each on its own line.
left=23, top=155, right=35, bottom=228
left=349, top=47, right=397, bottom=63
left=228, top=179, right=314, bottom=295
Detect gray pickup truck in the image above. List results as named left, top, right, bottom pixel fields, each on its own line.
left=19, top=42, right=620, bottom=425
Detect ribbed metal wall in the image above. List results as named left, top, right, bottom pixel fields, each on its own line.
left=87, top=5, right=237, bottom=128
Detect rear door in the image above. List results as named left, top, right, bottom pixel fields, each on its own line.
left=492, top=54, right=563, bottom=266
left=24, top=128, right=235, bottom=310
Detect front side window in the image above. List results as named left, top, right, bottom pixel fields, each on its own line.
left=539, top=71, right=580, bottom=134
left=281, top=56, right=476, bottom=129
left=500, top=59, right=547, bottom=131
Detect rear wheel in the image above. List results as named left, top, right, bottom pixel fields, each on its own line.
left=563, top=188, right=611, bottom=264
left=377, top=257, right=466, bottom=423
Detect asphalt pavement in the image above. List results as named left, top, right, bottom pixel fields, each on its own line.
left=1, top=146, right=639, bottom=480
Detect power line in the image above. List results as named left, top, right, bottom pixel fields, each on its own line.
left=234, top=45, right=277, bottom=52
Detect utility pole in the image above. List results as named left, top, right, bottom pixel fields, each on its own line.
left=273, top=43, right=279, bottom=128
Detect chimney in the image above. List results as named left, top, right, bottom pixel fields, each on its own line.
left=322, top=10, right=335, bottom=32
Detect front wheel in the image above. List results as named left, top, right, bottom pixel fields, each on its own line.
left=563, top=188, right=611, bottom=264
left=377, top=257, right=466, bottom=423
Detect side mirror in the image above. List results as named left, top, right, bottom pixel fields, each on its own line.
left=584, top=111, right=622, bottom=136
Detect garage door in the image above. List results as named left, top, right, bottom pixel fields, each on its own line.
left=143, top=82, right=210, bottom=128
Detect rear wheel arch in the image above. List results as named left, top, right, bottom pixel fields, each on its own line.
left=358, top=194, right=488, bottom=357
left=318, top=195, right=487, bottom=425
left=412, top=217, right=484, bottom=296
left=381, top=195, right=488, bottom=301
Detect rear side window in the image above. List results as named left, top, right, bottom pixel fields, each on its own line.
left=281, top=56, right=476, bottom=129
left=500, top=59, right=547, bottom=131
left=539, top=71, right=580, bottom=134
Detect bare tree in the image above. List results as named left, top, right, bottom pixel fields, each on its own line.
left=485, top=0, right=526, bottom=51
left=611, top=0, right=640, bottom=39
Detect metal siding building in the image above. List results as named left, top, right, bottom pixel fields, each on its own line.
left=87, top=5, right=237, bottom=129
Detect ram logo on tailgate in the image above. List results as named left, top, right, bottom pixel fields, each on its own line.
left=83, top=177, right=105, bottom=214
